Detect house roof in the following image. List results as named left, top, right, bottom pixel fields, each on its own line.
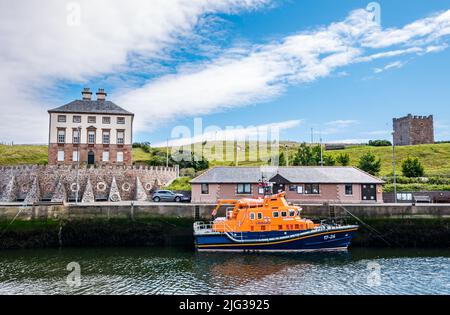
left=191, top=166, right=384, bottom=184
left=48, top=100, right=134, bottom=116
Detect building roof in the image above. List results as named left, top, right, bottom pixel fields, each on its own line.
left=191, top=166, right=384, bottom=184
left=48, top=100, right=134, bottom=116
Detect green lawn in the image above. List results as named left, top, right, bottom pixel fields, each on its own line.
left=2, top=143, right=450, bottom=178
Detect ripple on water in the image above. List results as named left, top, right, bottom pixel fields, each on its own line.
left=0, top=248, right=449, bottom=295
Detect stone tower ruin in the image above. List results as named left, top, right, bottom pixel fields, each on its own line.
left=393, top=114, right=434, bottom=146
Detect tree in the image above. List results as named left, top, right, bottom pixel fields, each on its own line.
left=358, top=152, right=381, bottom=175
left=292, top=143, right=321, bottom=166
left=336, top=153, right=350, bottom=166
left=369, top=140, right=392, bottom=147
left=323, top=155, right=336, bottom=166
left=269, top=152, right=287, bottom=166
left=402, top=157, right=425, bottom=178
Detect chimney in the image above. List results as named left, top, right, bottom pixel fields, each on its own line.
left=82, top=88, right=93, bottom=100
left=96, top=88, right=107, bottom=101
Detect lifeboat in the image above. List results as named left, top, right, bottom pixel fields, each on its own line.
left=194, top=192, right=358, bottom=253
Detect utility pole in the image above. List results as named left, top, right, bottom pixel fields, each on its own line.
left=392, top=132, right=397, bottom=204
left=75, top=126, right=81, bottom=205
left=311, top=128, right=314, bottom=144
left=320, top=135, right=324, bottom=166
left=166, top=138, right=169, bottom=168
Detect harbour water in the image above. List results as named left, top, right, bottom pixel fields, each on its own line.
left=0, top=247, right=449, bottom=295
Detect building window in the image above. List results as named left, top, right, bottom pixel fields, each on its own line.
left=73, top=116, right=81, bottom=123
left=102, top=117, right=111, bottom=124
left=237, top=183, right=252, bottom=194
left=201, top=184, right=209, bottom=195
left=88, top=131, right=95, bottom=144
left=102, top=130, right=110, bottom=144
left=73, top=129, right=80, bottom=144
left=57, top=129, right=66, bottom=144
left=117, top=117, right=125, bottom=125
left=117, top=131, right=125, bottom=145
left=88, top=116, right=96, bottom=124
left=57, top=115, right=66, bottom=123
left=297, top=185, right=304, bottom=194
left=305, top=184, right=320, bottom=195
left=57, top=150, right=65, bottom=162
left=72, top=151, right=79, bottom=162
left=345, top=184, right=353, bottom=196
left=102, top=151, right=110, bottom=162
left=117, top=152, right=124, bottom=163
left=289, top=185, right=297, bottom=192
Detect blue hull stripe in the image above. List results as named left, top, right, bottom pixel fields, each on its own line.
left=195, top=228, right=357, bottom=251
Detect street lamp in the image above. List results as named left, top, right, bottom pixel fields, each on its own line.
left=392, top=131, right=397, bottom=204
left=75, top=126, right=82, bottom=204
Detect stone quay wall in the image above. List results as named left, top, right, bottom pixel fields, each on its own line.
left=0, top=165, right=179, bottom=203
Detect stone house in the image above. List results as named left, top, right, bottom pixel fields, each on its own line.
left=48, top=88, right=134, bottom=165
left=191, top=166, right=384, bottom=204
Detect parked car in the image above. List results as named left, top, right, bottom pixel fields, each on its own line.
left=152, top=190, right=190, bottom=203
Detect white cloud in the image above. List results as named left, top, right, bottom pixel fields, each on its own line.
left=1, top=3, right=450, bottom=142
left=0, top=0, right=270, bottom=143
left=373, top=61, right=406, bottom=74
left=118, top=8, right=450, bottom=132
left=153, top=119, right=303, bottom=147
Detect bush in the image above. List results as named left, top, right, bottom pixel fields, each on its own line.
left=323, top=155, right=336, bottom=166
left=401, top=157, right=425, bottom=178
left=336, top=153, right=350, bottom=166
left=358, top=152, right=381, bottom=176
left=164, top=177, right=192, bottom=191
left=369, top=140, right=392, bottom=147
left=180, top=168, right=196, bottom=178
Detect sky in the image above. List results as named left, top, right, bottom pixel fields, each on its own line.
left=0, top=0, right=449, bottom=145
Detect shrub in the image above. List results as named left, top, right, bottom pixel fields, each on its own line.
left=358, top=152, right=381, bottom=176
left=401, top=157, right=425, bottom=178
left=369, top=140, right=392, bottom=147
left=336, top=153, right=350, bottom=166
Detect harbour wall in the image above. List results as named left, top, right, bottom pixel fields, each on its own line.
left=0, top=203, right=449, bottom=249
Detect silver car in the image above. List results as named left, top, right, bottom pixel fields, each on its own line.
left=152, top=190, right=188, bottom=203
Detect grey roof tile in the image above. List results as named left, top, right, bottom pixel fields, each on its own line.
left=48, top=100, right=133, bottom=115
left=191, top=166, right=384, bottom=184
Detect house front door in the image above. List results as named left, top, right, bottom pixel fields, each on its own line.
left=88, top=151, right=95, bottom=165
left=362, top=184, right=377, bottom=201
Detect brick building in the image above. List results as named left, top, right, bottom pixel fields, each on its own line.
left=393, top=114, right=434, bottom=146
left=48, top=88, right=134, bottom=165
left=191, top=167, right=384, bottom=204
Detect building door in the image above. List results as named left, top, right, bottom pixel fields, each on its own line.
left=272, top=183, right=285, bottom=194
left=362, top=184, right=377, bottom=201
left=88, top=151, right=95, bottom=165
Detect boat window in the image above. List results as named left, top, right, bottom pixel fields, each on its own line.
left=257, top=213, right=263, bottom=220
left=281, top=211, right=287, bottom=217
left=295, top=224, right=299, bottom=229
left=250, top=213, right=255, bottom=220
left=289, top=209, right=295, bottom=217
left=273, top=212, right=279, bottom=218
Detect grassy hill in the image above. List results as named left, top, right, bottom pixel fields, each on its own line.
left=2, top=143, right=450, bottom=178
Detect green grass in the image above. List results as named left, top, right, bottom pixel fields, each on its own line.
left=163, top=177, right=191, bottom=191
left=326, top=143, right=450, bottom=177
left=2, top=143, right=450, bottom=178
left=0, top=145, right=48, bottom=165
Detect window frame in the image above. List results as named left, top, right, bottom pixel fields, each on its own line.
left=72, top=116, right=82, bottom=124
left=102, top=151, right=110, bottom=162
left=88, top=130, right=96, bottom=144
left=250, top=213, right=255, bottom=220
left=57, top=129, right=66, bottom=144
left=116, top=152, right=124, bottom=163
left=117, top=130, right=125, bottom=145
left=117, top=117, right=126, bottom=125
left=57, top=150, right=65, bottom=162
left=102, top=116, right=111, bottom=124
left=305, top=183, right=320, bottom=195
left=102, top=130, right=110, bottom=145
left=257, top=212, right=263, bottom=220
left=237, top=183, right=252, bottom=195
left=345, top=184, right=353, bottom=196
left=201, top=184, right=209, bottom=195
left=72, top=150, right=79, bottom=162
left=57, top=115, right=66, bottom=123
left=88, top=116, right=96, bottom=124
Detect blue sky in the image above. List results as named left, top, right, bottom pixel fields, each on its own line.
left=1, top=0, right=449, bottom=144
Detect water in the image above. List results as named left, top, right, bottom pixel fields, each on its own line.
left=0, top=247, right=449, bottom=295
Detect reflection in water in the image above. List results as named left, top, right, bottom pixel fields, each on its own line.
left=0, top=247, right=449, bottom=295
